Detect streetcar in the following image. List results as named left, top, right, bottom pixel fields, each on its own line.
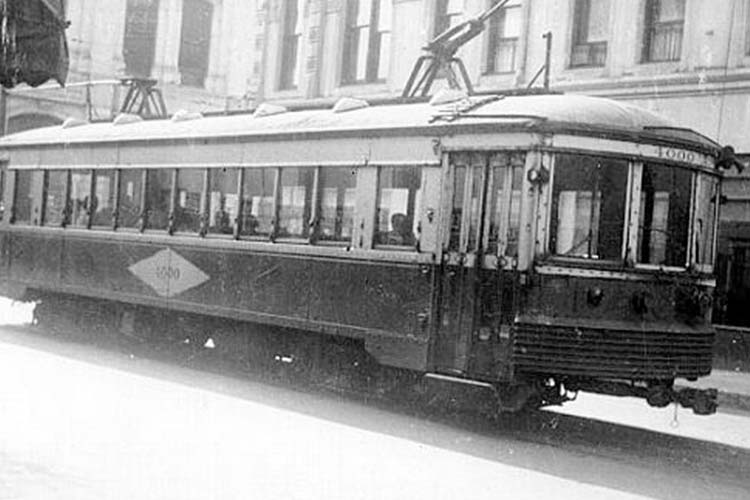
left=0, top=91, right=726, bottom=414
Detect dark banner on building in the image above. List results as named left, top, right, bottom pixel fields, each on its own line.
left=0, top=0, right=69, bottom=88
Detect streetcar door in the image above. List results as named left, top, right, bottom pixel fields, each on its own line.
left=433, top=153, right=487, bottom=373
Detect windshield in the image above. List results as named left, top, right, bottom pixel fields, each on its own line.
left=637, top=163, right=691, bottom=267
left=549, top=154, right=628, bottom=260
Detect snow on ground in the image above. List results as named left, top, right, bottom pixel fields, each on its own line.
left=550, top=392, right=750, bottom=449
left=0, top=339, right=653, bottom=500
left=0, top=297, right=34, bottom=325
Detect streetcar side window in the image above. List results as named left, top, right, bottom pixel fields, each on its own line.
left=549, top=154, right=628, bottom=260
left=241, top=168, right=276, bottom=237
left=43, top=170, right=68, bottom=227
left=174, top=168, right=204, bottom=234
left=207, top=168, right=239, bottom=235
left=375, top=166, right=422, bottom=247
left=118, top=169, right=144, bottom=229
left=278, top=167, right=315, bottom=238
left=12, top=170, right=35, bottom=225
left=318, top=167, right=356, bottom=243
left=638, top=163, right=691, bottom=266
left=145, top=169, right=173, bottom=231
left=91, top=170, right=116, bottom=228
left=69, top=170, right=92, bottom=228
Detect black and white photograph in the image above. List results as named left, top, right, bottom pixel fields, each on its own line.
left=0, top=0, right=749, bottom=498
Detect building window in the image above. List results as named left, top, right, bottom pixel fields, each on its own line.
left=434, top=0, right=463, bottom=37
left=745, top=1, right=750, bottom=55
left=43, top=170, right=68, bottom=227
left=178, top=0, right=213, bottom=87
left=123, top=0, right=160, bottom=78
left=279, top=0, right=305, bottom=90
left=341, top=0, right=392, bottom=85
left=375, top=166, right=421, bottom=247
left=642, top=0, right=685, bottom=63
left=486, top=0, right=522, bottom=74
left=570, top=0, right=609, bottom=68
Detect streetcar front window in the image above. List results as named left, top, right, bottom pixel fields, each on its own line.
left=637, top=164, right=690, bottom=266
left=550, top=154, right=628, bottom=260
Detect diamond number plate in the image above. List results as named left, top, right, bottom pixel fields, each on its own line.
left=128, top=248, right=209, bottom=298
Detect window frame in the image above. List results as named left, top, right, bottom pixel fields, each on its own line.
left=173, top=167, right=208, bottom=235
left=569, top=0, right=609, bottom=68
left=340, top=0, right=391, bottom=85
left=373, top=165, right=422, bottom=250
left=315, top=166, right=358, bottom=246
left=206, top=167, right=241, bottom=238
left=42, top=169, right=70, bottom=228
left=547, top=153, right=632, bottom=263
left=90, top=169, right=119, bottom=230
left=144, top=168, right=175, bottom=233
left=279, top=0, right=304, bottom=90
left=485, top=0, right=523, bottom=75
left=641, top=0, right=685, bottom=63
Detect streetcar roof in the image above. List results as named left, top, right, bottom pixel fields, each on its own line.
left=0, top=93, right=720, bottom=152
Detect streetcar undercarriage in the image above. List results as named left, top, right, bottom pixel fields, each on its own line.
left=27, top=290, right=718, bottom=416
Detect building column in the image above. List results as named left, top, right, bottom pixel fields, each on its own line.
left=205, top=0, right=228, bottom=93
left=153, top=0, right=184, bottom=85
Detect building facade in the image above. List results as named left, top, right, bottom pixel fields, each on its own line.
left=4, top=0, right=750, bottom=323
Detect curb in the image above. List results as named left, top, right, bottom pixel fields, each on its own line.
left=716, top=391, right=750, bottom=413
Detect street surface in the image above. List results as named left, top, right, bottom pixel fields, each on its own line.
left=0, top=299, right=749, bottom=500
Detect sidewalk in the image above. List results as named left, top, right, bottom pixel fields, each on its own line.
left=680, top=369, right=750, bottom=413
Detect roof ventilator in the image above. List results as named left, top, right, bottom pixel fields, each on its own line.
left=61, top=117, right=88, bottom=129
left=332, top=97, right=369, bottom=113
left=171, top=109, right=204, bottom=122
left=113, top=113, right=144, bottom=126
left=253, top=103, right=288, bottom=118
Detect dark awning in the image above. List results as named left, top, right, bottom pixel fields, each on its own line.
left=0, top=0, right=69, bottom=88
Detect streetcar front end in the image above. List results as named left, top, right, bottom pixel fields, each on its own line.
left=513, top=136, right=724, bottom=414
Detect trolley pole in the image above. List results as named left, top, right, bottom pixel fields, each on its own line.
left=543, top=31, right=552, bottom=91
